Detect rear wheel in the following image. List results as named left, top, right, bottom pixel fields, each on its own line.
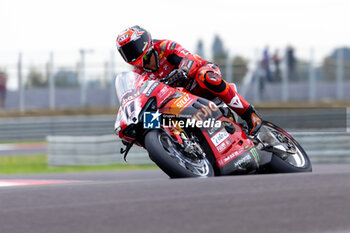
left=259, top=122, right=312, bottom=173
left=144, top=130, right=214, bottom=178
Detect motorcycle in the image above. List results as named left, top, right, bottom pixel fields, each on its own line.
left=114, top=71, right=312, bottom=178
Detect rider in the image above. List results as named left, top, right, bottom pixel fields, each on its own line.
left=116, top=25, right=262, bottom=135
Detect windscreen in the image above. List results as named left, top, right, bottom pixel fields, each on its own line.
left=115, top=71, right=140, bottom=103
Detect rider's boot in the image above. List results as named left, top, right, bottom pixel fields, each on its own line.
left=217, top=83, right=262, bottom=136
left=240, top=105, right=262, bottom=136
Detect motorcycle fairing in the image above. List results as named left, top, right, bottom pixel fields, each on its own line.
left=160, top=96, right=259, bottom=174
left=200, top=119, right=259, bottom=175
left=116, top=76, right=259, bottom=175
left=218, top=149, right=259, bottom=175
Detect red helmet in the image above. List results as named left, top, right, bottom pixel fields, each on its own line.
left=116, top=25, right=152, bottom=68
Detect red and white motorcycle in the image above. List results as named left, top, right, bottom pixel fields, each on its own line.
left=114, top=71, right=312, bottom=178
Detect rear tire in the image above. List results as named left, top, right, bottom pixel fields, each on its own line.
left=144, top=130, right=214, bottom=178
left=269, top=148, right=312, bottom=173
left=263, top=121, right=312, bottom=173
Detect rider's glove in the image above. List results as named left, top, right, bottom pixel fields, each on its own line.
left=160, top=69, right=188, bottom=87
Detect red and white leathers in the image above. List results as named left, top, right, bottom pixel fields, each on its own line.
left=134, top=39, right=262, bottom=135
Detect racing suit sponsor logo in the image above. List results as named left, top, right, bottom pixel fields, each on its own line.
left=158, top=51, right=165, bottom=60
left=160, top=41, right=167, bottom=51
left=228, top=95, right=244, bottom=109
left=181, top=50, right=190, bottom=55
left=182, top=60, right=194, bottom=73
left=159, top=56, right=167, bottom=65
left=170, top=42, right=177, bottom=50
left=252, top=113, right=262, bottom=125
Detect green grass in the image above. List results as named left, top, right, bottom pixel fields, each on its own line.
left=0, top=154, right=157, bottom=175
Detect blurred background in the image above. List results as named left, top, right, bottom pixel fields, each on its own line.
left=1, top=0, right=350, bottom=109
left=1, top=42, right=350, bottom=109
left=0, top=0, right=349, bottom=169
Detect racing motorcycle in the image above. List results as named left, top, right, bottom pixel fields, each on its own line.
left=114, top=71, right=312, bottom=178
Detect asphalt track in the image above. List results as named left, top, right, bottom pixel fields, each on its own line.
left=0, top=164, right=349, bottom=233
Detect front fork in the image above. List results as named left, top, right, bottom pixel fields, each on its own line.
left=163, top=121, right=206, bottom=159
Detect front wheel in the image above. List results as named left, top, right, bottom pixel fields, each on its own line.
left=144, top=130, right=214, bottom=178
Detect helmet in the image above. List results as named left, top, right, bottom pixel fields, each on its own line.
left=116, top=25, right=152, bottom=68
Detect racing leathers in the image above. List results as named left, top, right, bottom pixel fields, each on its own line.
left=134, top=39, right=262, bottom=135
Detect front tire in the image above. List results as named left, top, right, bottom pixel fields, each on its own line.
left=144, top=130, right=214, bottom=178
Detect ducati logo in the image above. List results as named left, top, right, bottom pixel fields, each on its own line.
left=228, top=95, right=243, bottom=109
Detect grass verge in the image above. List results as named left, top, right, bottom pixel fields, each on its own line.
left=0, top=154, right=157, bottom=175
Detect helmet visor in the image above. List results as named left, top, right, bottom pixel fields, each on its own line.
left=118, top=33, right=149, bottom=63
left=142, top=48, right=153, bottom=65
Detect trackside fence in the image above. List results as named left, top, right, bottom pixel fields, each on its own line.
left=46, top=132, right=350, bottom=166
